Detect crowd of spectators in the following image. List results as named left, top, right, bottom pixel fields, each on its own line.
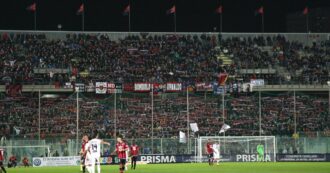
left=226, top=93, right=329, bottom=136
left=0, top=91, right=328, bottom=140
left=0, top=32, right=329, bottom=85
left=0, top=32, right=222, bottom=85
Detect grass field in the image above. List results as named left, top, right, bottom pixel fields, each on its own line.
left=4, top=163, right=330, bottom=173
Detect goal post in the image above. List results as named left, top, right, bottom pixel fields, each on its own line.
left=196, top=136, right=276, bottom=162
left=1, top=145, right=50, bottom=163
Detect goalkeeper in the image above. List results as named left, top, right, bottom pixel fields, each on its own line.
left=257, top=144, right=264, bottom=162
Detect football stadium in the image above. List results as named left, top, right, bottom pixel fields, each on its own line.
left=0, top=0, right=330, bottom=173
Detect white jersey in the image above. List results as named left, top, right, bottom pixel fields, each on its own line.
left=84, top=142, right=95, bottom=166
left=212, top=144, right=220, bottom=159
left=89, top=138, right=102, bottom=159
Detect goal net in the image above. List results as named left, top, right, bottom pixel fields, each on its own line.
left=196, top=136, right=276, bottom=162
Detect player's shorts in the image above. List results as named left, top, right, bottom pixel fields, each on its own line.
left=208, top=153, right=214, bottom=159
left=91, top=154, right=100, bottom=164
left=119, top=159, right=126, bottom=165
left=213, top=153, right=220, bottom=159
left=0, top=161, right=3, bottom=166
left=131, top=156, right=138, bottom=162
left=85, top=154, right=95, bottom=167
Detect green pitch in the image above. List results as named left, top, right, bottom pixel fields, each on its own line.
left=5, top=162, right=330, bottom=173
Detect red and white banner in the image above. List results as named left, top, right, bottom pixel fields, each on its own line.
left=134, top=83, right=151, bottom=92
left=166, top=82, right=182, bottom=92
left=107, top=83, right=116, bottom=93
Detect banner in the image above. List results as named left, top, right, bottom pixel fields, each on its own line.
left=95, top=154, right=330, bottom=165
left=99, top=155, right=181, bottom=164
left=139, top=154, right=275, bottom=163
left=90, top=153, right=303, bottom=165
left=48, top=154, right=329, bottom=165
left=96, top=82, right=107, bottom=94
left=75, top=83, right=85, bottom=92
left=64, top=82, right=73, bottom=89
left=195, top=83, right=213, bottom=92
left=85, top=82, right=95, bottom=92
left=223, top=154, right=274, bottom=162
left=100, top=156, right=117, bottom=165
left=107, top=83, right=123, bottom=93
left=166, top=82, right=182, bottom=92
left=140, top=155, right=177, bottom=163
left=250, top=79, right=265, bottom=86
left=134, top=83, right=151, bottom=92
left=33, top=156, right=80, bottom=167
left=276, top=154, right=328, bottom=162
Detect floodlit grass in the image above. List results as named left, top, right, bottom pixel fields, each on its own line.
left=5, top=162, right=330, bottom=173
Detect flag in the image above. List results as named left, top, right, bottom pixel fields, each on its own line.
left=215, top=5, right=223, bottom=14
left=190, top=123, right=199, bottom=132
left=303, top=7, right=308, bottom=15
left=5, top=84, right=22, bottom=97
left=26, top=2, right=36, bottom=12
left=179, top=131, right=186, bottom=143
left=167, top=5, right=176, bottom=14
left=218, top=73, right=228, bottom=86
left=257, top=6, right=264, bottom=15
left=123, top=5, right=130, bottom=14
left=14, top=127, right=21, bottom=135
left=219, top=124, right=231, bottom=133
left=77, top=4, right=84, bottom=15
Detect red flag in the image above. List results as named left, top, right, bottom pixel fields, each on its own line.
left=218, top=73, right=228, bottom=86
left=167, top=5, right=176, bottom=14
left=77, top=4, right=84, bottom=15
left=26, top=3, right=36, bottom=12
left=123, top=5, right=130, bottom=14
left=303, top=7, right=308, bottom=15
left=257, top=6, right=264, bottom=14
left=215, top=5, right=223, bottom=14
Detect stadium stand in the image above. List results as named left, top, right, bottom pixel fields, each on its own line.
left=1, top=32, right=329, bottom=85
left=0, top=32, right=329, bottom=157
